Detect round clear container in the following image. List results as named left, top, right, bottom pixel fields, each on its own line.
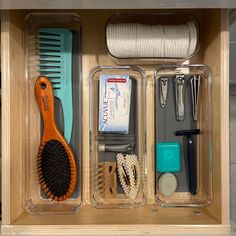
left=105, top=13, right=200, bottom=65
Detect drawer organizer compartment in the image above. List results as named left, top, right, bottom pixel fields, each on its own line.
left=89, top=66, right=146, bottom=208
left=24, top=12, right=82, bottom=214
left=0, top=9, right=230, bottom=234
left=154, top=64, right=212, bottom=207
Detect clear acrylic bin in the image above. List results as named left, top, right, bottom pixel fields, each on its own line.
left=89, top=66, right=147, bottom=208
left=24, top=12, right=82, bottom=214
left=105, top=13, right=200, bottom=65
left=154, top=64, right=212, bottom=207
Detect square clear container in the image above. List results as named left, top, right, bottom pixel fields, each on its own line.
left=24, top=12, right=82, bottom=214
left=105, top=13, right=200, bottom=65
left=89, top=66, right=147, bottom=208
left=154, top=64, right=212, bottom=207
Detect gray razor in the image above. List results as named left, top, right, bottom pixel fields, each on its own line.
left=190, top=75, right=201, bottom=121
left=174, top=74, right=186, bottom=121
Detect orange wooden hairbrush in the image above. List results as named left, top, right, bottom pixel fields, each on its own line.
left=35, top=76, right=77, bottom=201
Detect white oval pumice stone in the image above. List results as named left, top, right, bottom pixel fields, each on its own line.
left=158, top=173, right=177, bottom=197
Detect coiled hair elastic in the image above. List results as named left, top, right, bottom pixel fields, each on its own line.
left=106, top=22, right=198, bottom=59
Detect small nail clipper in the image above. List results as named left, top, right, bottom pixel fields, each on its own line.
left=174, top=74, right=186, bottom=121
left=190, top=75, right=201, bottom=121
left=159, top=77, right=169, bottom=108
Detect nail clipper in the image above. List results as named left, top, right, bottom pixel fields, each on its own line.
left=190, top=75, right=201, bottom=121
left=159, top=77, right=169, bottom=108
left=174, top=74, right=186, bottom=121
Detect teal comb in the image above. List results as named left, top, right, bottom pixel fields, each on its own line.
left=38, top=28, right=73, bottom=144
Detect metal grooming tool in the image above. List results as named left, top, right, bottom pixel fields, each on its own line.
left=190, top=75, right=201, bottom=121
left=96, top=135, right=135, bottom=142
left=174, top=74, right=186, bottom=121
left=98, top=143, right=134, bottom=154
left=175, top=129, right=200, bottom=195
left=159, top=77, right=169, bottom=108
left=97, top=162, right=117, bottom=199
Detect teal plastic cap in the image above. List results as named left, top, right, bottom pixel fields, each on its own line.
left=156, top=142, right=181, bottom=173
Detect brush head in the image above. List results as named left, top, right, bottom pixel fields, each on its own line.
left=37, top=139, right=75, bottom=201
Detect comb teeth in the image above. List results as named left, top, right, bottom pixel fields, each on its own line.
left=38, top=29, right=65, bottom=90
left=37, top=28, right=73, bottom=144
left=97, top=162, right=117, bottom=199
left=97, top=163, right=105, bottom=193
left=37, top=139, right=74, bottom=201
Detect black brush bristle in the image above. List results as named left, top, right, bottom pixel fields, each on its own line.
left=37, top=139, right=71, bottom=199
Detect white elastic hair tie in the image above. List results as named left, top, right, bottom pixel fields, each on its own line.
left=106, top=22, right=198, bottom=59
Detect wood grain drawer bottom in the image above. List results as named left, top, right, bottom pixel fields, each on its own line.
left=0, top=9, right=230, bottom=234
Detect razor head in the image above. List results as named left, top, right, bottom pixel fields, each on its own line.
left=175, top=129, right=200, bottom=136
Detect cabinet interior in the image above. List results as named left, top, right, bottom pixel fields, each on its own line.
left=1, top=9, right=229, bottom=226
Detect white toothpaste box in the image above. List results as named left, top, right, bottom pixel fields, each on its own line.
left=99, top=74, right=132, bottom=134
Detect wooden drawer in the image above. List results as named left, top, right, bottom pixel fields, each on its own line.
left=1, top=9, right=230, bottom=234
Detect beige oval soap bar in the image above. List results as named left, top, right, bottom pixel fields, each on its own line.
left=158, top=173, right=177, bottom=196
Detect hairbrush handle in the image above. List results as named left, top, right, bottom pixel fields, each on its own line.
left=35, top=76, right=57, bottom=136
left=35, top=76, right=77, bottom=201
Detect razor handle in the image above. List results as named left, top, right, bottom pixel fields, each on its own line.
left=187, top=136, right=196, bottom=195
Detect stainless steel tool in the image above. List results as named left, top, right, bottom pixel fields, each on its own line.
left=174, top=74, right=186, bottom=121
left=159, top=77, right=169, bottom=108
left=190, top=75, right=201, bottom=121
left=98, top=143, right=134, bottom=154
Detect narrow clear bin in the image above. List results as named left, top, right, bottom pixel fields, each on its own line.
left=90, top=66, right=146, bottom=208
left=154, top=64, right=212, bottom=207
left=24, top=12, right=82, bottom=214
left=105, top=13, right=200, bottom=65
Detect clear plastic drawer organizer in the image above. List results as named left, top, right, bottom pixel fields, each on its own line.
left=24, top=12, right=82, bottom=214
left=89, top=66, right=147, bottom=208
left=22, top=11, right=213, bottom=213
left=154, top=64, right=212, bottom=207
